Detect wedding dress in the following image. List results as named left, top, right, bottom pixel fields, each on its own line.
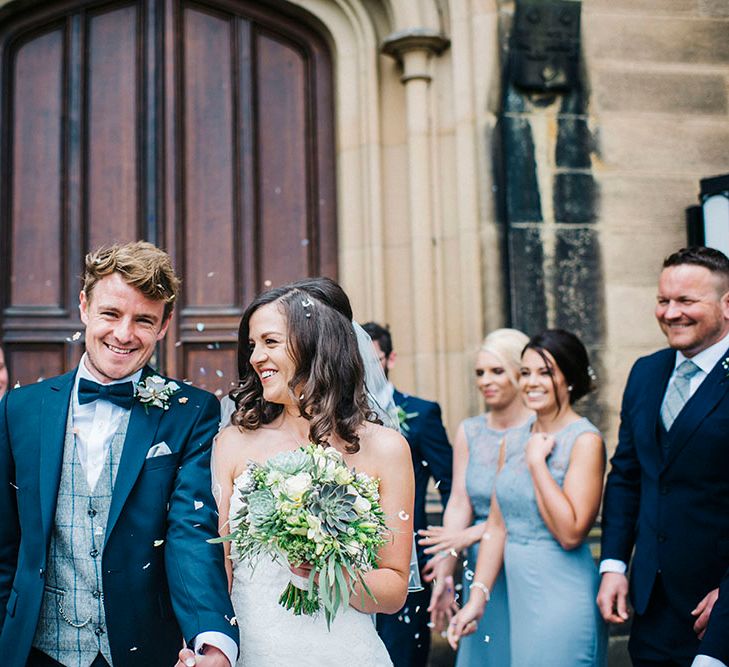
left=228, top=476, right=393, bottom=666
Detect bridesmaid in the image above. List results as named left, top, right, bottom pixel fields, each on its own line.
left=420, top=329, right=532, bottom=666
left=448, top=329, right=608, bottom=666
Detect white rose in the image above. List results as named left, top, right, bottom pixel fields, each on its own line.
left=283, top=472, right=312, bottom=502
left=353, top=495, right=371, bottom=515
left=324, top=448, right=343, bottom=462
left=334, top=467, right=353, bottom=485
left=266, top=470, right=285, bottom=493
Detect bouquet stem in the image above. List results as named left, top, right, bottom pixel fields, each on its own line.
left=279, top=572, right=319, bottom=616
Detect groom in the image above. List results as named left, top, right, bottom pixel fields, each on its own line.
left=0, top=242, right=238, bottom=667
left=598, top=246, right=729, bottom=666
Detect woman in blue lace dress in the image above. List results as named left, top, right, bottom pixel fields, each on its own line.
left=448, top=329, right=608, bottom=666
left=419, top=329, right=532, bottom=666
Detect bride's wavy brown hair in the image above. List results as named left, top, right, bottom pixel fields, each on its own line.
left=230, top=281, right=376, bottom=452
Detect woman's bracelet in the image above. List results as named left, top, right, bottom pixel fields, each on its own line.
left=469, top=581, right=491, bottom=602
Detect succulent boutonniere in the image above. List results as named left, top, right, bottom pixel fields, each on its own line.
left=396, top=404, right=419, bottom=434
left=135, top=375, right=181, bottom=412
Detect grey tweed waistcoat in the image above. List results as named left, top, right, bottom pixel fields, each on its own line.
left=32, top=407, right=130, bottom=667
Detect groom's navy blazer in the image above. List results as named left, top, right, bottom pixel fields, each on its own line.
left=0, top=366, right=238, bottom=667
left=601, top=347, right=729, bottom=661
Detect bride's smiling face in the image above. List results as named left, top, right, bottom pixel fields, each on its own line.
left=248, top=301, right=297, bottom=405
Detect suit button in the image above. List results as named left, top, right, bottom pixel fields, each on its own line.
left=92, top=590, right=102, bottom=599
left=88, top=508, right=97, bottom=517
left=89, top=548, right=99, bottom=558
left=94, top=626, right=105, bottom=636
left=660, top=484, right=670, bottom=495
left=658, top=533, right=667, bottom=543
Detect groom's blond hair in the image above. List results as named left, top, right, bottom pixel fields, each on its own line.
left=83, top=241, right=181, bottom=320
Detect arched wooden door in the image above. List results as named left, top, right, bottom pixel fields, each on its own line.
left=0, top=0, right=337, bottom=395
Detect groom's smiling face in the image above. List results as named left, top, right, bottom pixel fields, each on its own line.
left=80, top=272, right=170, bottom=383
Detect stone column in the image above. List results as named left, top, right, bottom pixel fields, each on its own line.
left=381, top=29, right=449, bottom=395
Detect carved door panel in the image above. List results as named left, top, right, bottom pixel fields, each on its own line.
left=0, top=0, right=336, bottom=395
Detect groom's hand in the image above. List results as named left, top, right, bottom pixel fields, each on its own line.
left=596, top=572, right=630, bottom=624
left=176, top=645, right=231, bottom=667
left=691, top=587, right=719, bottom=639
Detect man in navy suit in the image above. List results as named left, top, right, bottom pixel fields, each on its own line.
left=0, top=242, right=238, bottom=667
left=598, top=246, right=729, bottom=667
left=362, top=322, right=452, bottom=667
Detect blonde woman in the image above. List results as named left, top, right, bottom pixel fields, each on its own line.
left=420, top=329, right=532, bottom=666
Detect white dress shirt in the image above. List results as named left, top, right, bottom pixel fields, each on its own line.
left=72, top=356, right=237, bottom=666
left=72, top=355, right=142, bottom=491
left=600, top=332, right=729, bottom=667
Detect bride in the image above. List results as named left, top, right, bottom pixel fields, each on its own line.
left=211, top=280, right=414, bottom=666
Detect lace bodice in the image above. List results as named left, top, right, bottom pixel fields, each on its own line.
left=496, top=418, right=601, bottom=544
left=227, top=475, right=393, bottom=667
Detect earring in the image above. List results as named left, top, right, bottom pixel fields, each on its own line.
left=567, top=385, right=574, bottom=392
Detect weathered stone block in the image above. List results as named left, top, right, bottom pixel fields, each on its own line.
left=585, top=16, right=729, bottom=65
left=594, top=70, right=727, bottom=115
left=599, top=117, right=729, bottom=173
left=556, top=117, right=594, bottom=168
left=554, top=226, right=604, bottom=345
left=499, top=115, right=543, bottom=222
left=699, top=0, right=729, bottom=17
left=583, top=0, right=698, bottom=16
left=554, top=173, right=599, bottom=224
left=507, top=225, right=547, bottom=334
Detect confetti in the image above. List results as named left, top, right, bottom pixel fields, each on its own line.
left=449, top=549, right=458, bottom=558
left=178, top=397, right=189, bottom=404
left=194, top=500, right=204, bottom=510
left=455, top=583, right=463, bottom=591
left=414, top=633, right=420, bottom=639
left=175, top=340, right=183, bottom=347
left=404, top=615, right=410, bottom=624
left=484, top=635, right=491, bottom=643
left=153, top=540, right=165, bottom=547
left=207, top=272, right=215, bottom=278
left=36, top=377, right=45, bottom=383
left=72, top=331, right=82, bottom=341
left=464, top=569, right=474, bottom=581
left=434, top=480, right=441, bottom=489
left=398, top=510, right=410, bottom=521
left=301, top=238, right=310, bottom=246
left=415, top=606, right=421, bottom=613
left=196, top=322, right=205, bottom=332
left=215, top=389, right=223, bottom=397
left=142, top=562, right=150, bottom=570
left=10, top=482, right=18, bottom=490
left=13, top=381, right=20, bottom=389
left=264, top=280, right=272, bottom=287
left=94, top=526, right=104, bottom=536
left=421, top=460, right=428, bottom=467
left=199, top=367, right=207, bottom=375
left=216, top=369, right=224, bottom=377
left=130, top=647, right=138, bottom=652
left=427, top=622, right=435, bottom=629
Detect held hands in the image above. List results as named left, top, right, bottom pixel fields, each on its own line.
left=596, top=572, right=630, bottom=624
left=176, top=646, right=230, bottom=667
left=525, top=432, right=557, bottom=468
left=691, top=587, right=719, bottom=639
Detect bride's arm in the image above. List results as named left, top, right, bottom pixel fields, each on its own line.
left=350, top=428, right=415, bottom=614
left=212, top=426, right=245, bottom=592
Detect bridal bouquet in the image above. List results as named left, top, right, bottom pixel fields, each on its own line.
left=224, top=443, right=389, bottom=627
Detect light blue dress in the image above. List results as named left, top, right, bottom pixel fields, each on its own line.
left=496, top=418, right=607, bottom=666
left=455, top=414, right=532, bottom=667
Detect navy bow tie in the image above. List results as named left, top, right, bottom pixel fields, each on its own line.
left=78, top=377, right=135, bottom=410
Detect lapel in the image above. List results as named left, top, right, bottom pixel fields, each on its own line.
left=105, top=366, right=164, bottom=545
left=393, top=388, right=405, bottom=408
left=39, top=370, right=76, bottom=543
left=662, top=346, right=729, bottom=470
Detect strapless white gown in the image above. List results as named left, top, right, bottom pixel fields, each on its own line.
left=228, top=477, right=393, bottom=666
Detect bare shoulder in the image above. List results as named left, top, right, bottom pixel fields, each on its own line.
left=214, top=424, right=266, bottom=474
left=570, top=429, right=606, bottom=464
left=357, top=422, right=411, bottom=475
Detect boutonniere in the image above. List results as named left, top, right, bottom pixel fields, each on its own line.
left=396, top=404, right=419, bottom=434
left=722, top=356, right=729, bottom=379
left=135, top=375, right=181, bottom=411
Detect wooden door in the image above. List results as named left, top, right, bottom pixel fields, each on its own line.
left=0, top=0, right=336, bottom=396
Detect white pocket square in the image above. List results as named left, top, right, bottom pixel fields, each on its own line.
left=146, top=442, right=172, bottom=458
